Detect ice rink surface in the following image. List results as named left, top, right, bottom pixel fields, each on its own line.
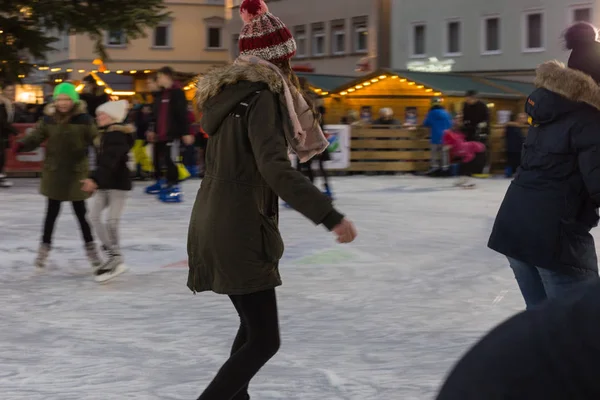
left=0, top=176, right=541, bottom=399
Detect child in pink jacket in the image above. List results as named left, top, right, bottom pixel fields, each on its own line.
left=443, top=114, right=486, bottom=188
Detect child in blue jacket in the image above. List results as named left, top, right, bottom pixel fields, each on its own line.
left=424, top=98, right=453, bottom=173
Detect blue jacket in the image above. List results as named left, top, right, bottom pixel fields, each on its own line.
left=424, top=106, right=452, bottom=144
left=488, top=61, right=600, bottom=274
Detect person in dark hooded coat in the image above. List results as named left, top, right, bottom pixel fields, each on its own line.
left=488, top=22, right=600, bottom=310
left=187, top=1, right=357, bottom=399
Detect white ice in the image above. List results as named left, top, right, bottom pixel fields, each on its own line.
left=0, top=176, right=537, bottom=399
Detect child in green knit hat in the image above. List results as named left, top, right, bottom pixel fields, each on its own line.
left=13, top=81, right=103, bottom=271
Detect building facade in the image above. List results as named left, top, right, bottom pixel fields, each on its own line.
left=37, top=0, right=228, bottom=93
left=226, top=0, right=387, bottom=76
left=391, top=0, right=595, bottom=82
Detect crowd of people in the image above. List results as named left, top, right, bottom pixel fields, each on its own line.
left=4, top=0, right=600, bottom=397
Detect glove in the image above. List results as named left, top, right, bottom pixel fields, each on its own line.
left=11, top=142, right=24, bottom=156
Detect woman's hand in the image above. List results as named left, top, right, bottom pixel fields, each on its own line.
left=80, top=179, right=98, bottom=194
left=332, top=218, right=357, bottom=244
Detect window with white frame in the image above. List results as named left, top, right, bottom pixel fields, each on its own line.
left=523, top=11, right=544, bottom=51
left=352, top=16, right=368, bottom=53
left=412, top=23, right=426, bottom=57
left=294, top=25, right=307, bottom=58
left=311, top=23, right=325, bottom=56
left=331, top=19, right=346, bottom=55
left=570, top=5, right=593, bottom=23
left=446, top=20, right=461, bottom=55
left=106, top=30, right=126, bottom=47
left=153, top=23, right=171, bottom=48
left=232, top=34, right=240, bottom=58
left=482, top=16, right=501, bottom=54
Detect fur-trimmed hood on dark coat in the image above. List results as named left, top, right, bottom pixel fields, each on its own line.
left=195, top=63, right=285, bottom=137
left=187, top=62, right=344, bottom=295
left=488, top=60, right=600, bottom=275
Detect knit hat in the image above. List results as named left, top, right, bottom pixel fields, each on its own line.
left=53, top=82, right=80, bottom=103
left=565, top=22, right=600, bottom=83
left=238, top=0, right=296, bottom=63
left=96, top=100, right=129, bottom=123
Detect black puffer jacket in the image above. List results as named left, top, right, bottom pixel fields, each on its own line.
left=488, top=61, right=600, bottom=273
left=90, top=123, right=134, bottom=191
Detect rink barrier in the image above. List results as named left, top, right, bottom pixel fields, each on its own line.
left=5, top=123, right=43, bottom=177
left=349, top=126, right=430, bottom=172
left=347, top=124, right=527, bottom=174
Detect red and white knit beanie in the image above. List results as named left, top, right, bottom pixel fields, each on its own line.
left=238, top=0, right=296, bottom=63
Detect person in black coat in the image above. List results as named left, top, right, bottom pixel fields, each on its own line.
left=81, top=100, right=133, bottom=283
left=488, top=22, right=600, bottom=310
left=504, top=112, right=527, bottom=177
left=437, top=277, right=600, bottom=400
left=79, top=75, right=110, bottom=117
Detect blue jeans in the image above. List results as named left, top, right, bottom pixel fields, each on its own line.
left=507, top=257, right=598, bottom=309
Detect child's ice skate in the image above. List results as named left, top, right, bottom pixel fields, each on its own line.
left=94, top=250, right=128, bottom=283
left=85, top=242, right=103, bottom=270
left=35, top=243, right=51, bottom=268
left=0, top=174, right=13, bottom=188
left=454, top=176, right=476, bottom=189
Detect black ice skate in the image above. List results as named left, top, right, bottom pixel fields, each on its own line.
left=0, top=174, right=13, bottom=188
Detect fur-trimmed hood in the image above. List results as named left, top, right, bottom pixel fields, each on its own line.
left=103, top=123, right=135, bottom=134
left=195, top=63, right=283, bottom=110
left=44, top=100, right=88, bottom=117
left=535, top=61, right=600, bottom=111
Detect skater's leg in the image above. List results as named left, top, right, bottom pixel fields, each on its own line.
left=538, top=266, right=598, bottom=304
left=105, top=190, right=128, bottom=252
left=153, top=142, right=164, bottom=181
left=304, top=161, right=314, bottom=183
left=507, top=257, right=547, bottom=309
left=89, top=190, right=110, bottom=249
left=319, top=157, right=332, bottom=196
left=198, top=289, right=280, bottom=400
left=430, top=144, right=441, bottom=169
left=166, top=140, right=179, bottom=186
left=228, top=296, right=250, bottom=400
left=72, top=200, right=94, bottom=244
left=42, top=199, right=62, bottom=245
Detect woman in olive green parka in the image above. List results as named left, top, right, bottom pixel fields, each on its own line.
left=14, top=82, right=102, bottom=270
left=190, top=1, right=357, bottom=399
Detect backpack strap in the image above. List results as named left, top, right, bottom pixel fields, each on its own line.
left=230, top=90, right=263, bottom=126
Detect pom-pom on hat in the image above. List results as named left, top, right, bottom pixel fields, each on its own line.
left=565, top=22, right=600, bottom=83
left=238, top=0, right=296, bottom=63
left=96, top=100, right=129, bottom=123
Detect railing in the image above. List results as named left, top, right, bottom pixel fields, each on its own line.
left=347, top=124, right=527, bottom=174
left=349, top=125, right=430, bottom=173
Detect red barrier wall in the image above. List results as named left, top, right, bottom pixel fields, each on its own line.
left=5, top=123, right=43, bottom=173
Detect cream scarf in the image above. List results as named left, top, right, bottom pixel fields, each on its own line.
left=235, top=55, right=329, bottom=162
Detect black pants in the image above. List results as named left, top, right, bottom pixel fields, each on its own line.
left=42, top=198, right=94, bottom=245
left=153, top=141, right=178, bottom=185
left=297, top=154, right=331, bottom=191
left=198, top=289, right=280, bottom=400
left=506, top=152, right=521, bottom=175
